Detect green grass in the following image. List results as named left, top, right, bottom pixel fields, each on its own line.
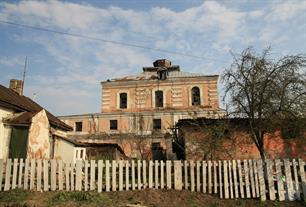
left=0, top=188, right=30, bottom=203
left=48, top=191, right=112, bottom=206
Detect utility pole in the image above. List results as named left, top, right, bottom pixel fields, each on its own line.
left=22, top=56, right=27, bottom=95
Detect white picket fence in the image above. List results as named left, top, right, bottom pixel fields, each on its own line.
left=0, top=158, right=305, bottom=201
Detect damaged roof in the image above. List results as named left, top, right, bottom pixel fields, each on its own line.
left=0, top=85, right=72, bottom=131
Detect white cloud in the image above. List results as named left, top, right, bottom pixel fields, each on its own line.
left=267, top=0, right=306, bottom=21
left=0, top=56, right=24, bottom=67
left=0, top=0, right=305, bottom=114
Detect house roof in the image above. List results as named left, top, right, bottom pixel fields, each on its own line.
left=0, top=85, right=72, bottom=131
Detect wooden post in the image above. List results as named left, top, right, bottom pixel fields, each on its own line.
left=189, top=160, right=195, bottom=192
left=30, top=159, right=35, bottom=190
left=284, top=159, right=294, bottom=201
left=90, top=160, right=96, bottom=191
left=266, top=159, right=275, bottom=200
left=4, top=159, right=12, bottom=191
left=142, top=160, right=147, bottom=189
left=37, top=159, right=42, bottom=191
left=228, top=160, right=233, bottom=198
left=174, top=161, right=182, bottom=190
left=17, top=159, right=24, bottom=189
left=298, top=159, right=306, bottom=200
left=275, top=159, right=285, bottom=201
left=119, top=160, right=123, bottom=191
left=137, top=160, right=141, bottom=190
left=244, top=160, right=251, bottom=198
left=223, top=160, right=229, bottom=199
left=166, top=160, right=172, bottom=189
left=131, top=160, right=135, bottom=190
left=12, top=159, right=18, bottom=189
left=213, top=161, right=217, bottom=194
left=257, top=159, right=266, bottom=201
left=70, top=162, right=75, bottom=191
left=160, top=160, right=164, bottom=189
left=84, top=160, right=89, bottom=191
left=237, top=160, right=244, bottom=198
left=184, top=160, right=188, bottom=190
left=50, top=160, right=56, bottom=191
left=58, top=160, right=63, bottom=191
left=196, top=161, right=201, bottom=192
left=98, top=160, right=103, bottom=193
left=203, top=161, right=207, bottom=193
left=253, top=159, right=260, bottom=197
left=125, top=160, right=129, bottom=191
left=64, top=162, right=70, bottom=191
left=43, top=160, right=49, bottom=191
left=292, top=159, right=300, bottom=200
left=0, top=159, right=3, bottom=191
left=75, top=160, right=82, bottom=191
left=106, top=160, right=110, bottom=192
left=218, top=160, right=223, bottom=198
left=248, top=159, right=256, bottom=198
left=24, top=159, right=29, bottom=190
left=232, top=160, right=238, bottom=198
left=149, top=160, right=153, bottom=189
left=112, top=160, right=117, bottom=191
left=154, top=160, right=159, bottom=189
left=208, top=160, right=212, bottom=194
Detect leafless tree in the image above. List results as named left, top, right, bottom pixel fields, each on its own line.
left=222, top=47, right=306, bottom=160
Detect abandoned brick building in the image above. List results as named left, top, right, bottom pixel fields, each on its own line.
left=59, top=59, right=225, bottom=159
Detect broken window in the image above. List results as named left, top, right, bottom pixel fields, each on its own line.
left=153, top=119, right=161, bottom=130
left=75, top=122, right=83, bottom=132
left=119, top=92, right=127, bottom=109
left=155, top=90, right=163, bottom=107
left=191, top=86, right=201, bottom=106
left=110, top=120, right=118, bottom=130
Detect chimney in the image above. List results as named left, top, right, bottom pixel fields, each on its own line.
left=153, top=59, right=171, bottom=68
left=9, top=79, right=24, bottom=95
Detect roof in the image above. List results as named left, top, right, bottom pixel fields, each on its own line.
left=107, top=70, right=218, bottom=82
left=0, top=85, right=72, bottom=131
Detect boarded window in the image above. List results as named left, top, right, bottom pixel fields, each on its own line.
left=153, top=119, right=161, bottom=130
left=75, top=122, right=82, bottom=132
left=155, top=90, right=163, bottom=107
left=120, top=93, right=127, bottom=109
left=192, top=86, right=201, bottom=105
left=9, top=127, right=29, bottom=159
left=110, top=120, right=118, bottom=130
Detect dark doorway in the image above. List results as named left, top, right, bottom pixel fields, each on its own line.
left=191, top=86, right=201, bottom=105
left=9, top=127, right=29, bottom=159
left=151, top=142, right=165, bottom=160
left=155, top=90, right=163, bottom=107
left=120, top=93, right=127, bottom=109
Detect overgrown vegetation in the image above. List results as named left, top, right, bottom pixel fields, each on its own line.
left=222, top=47, right=306, bottom=160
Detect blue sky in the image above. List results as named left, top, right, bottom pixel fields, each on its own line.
left=0, top=0, right=305, bottom=115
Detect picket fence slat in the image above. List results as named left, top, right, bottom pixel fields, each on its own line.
left=0, top=159, right=3, bottom=191
left=190, top=161, right=195, bottom=192
left=18, top=159, right=23, bottom=189
left=1, top=157, right=305, bottom=202
left=298, top=159, right=306, bottom=200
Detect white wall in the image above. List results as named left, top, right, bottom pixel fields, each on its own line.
left=0, top=107, right=13, bottom=159
left=54, top=138, right=76, bottom=163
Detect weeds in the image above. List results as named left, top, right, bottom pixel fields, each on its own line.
left=0, top=188, right=30, bottom=203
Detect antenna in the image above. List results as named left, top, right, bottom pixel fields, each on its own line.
left=22, top=56, right=27, bottom=95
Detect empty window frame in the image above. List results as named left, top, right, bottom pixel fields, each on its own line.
left=155, top=90, right=163, bottom=107
left=153, top=119, right=162, bottom=130
left=110, top=120, right=118, bottom=130
left=75, top=121, right=83, bottom=132
left=191, top=86, right=201, bottom=106
left=119, top=92, right=127, bottom=109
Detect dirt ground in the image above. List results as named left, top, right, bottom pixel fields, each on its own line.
left=0, top=189, right=304, bottom=207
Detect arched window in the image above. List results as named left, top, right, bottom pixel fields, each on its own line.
left=191, top=87, right=201, bottom=106
left=155, top=90, right=163, bottom=107
left=119, top=93, right=127, bottom=109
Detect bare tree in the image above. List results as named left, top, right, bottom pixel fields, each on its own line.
left=222, top=47, right=306, bottom=160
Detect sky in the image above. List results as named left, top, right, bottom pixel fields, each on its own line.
left=0, top=0, right=305, bottom=116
